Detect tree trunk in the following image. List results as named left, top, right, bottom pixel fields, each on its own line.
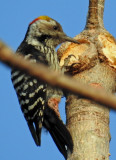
left=58, top=0, right=116, bottom=159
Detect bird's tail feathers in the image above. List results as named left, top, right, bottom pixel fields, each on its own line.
left=43, top=106, right=73, bottom=159
left=27, top=121, right=42, bottom=146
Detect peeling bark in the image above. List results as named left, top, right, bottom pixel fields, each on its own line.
left=58, top=0, right=116, bottom=159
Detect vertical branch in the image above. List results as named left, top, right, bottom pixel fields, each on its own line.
left=98, top=0, right=105, bottom=28
left=85, top=0, right=105, bottom=29
left=58, top=0, right=115, bottom=160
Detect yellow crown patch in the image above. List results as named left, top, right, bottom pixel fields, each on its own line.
left=30, top=16, right=52, bottom=25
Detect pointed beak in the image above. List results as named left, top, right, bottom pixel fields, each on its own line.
left=60, top=33, right=80, bottom=44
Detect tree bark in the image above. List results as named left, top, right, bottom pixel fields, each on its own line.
left=58, top=0, right=116, bottom=159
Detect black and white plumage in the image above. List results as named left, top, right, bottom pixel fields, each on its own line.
left=11, top=16, right=79, bottom=158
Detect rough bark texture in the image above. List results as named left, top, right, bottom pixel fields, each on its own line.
left=58, top=0, right=116, bottom=159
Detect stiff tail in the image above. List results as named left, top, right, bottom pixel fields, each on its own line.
left=27, top=120, right=42, bottom=146
left=43, top=106, right=73, bottom=159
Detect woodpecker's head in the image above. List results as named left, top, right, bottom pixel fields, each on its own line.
left=25, top=15, right=79, bottom=48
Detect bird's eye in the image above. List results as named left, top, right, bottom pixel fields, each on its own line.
left=53, top=26, right=58, bottom=30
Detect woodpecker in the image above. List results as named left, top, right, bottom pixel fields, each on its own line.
left=11, top=16, right=79, bottom=158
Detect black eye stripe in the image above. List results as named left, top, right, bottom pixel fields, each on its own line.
left=37, top=35, right=51, bottom=42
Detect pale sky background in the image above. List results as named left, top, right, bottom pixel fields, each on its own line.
left=0, top=0, right=116, bottom=160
